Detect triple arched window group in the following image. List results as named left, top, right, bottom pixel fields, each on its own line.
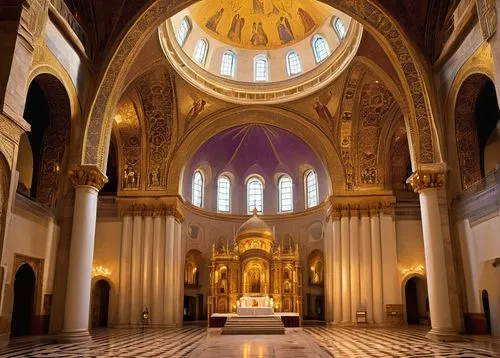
left=191, top=170, right=319, bottom=214
left=176, top=16, right=347, bottom=81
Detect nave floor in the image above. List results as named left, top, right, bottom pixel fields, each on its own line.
left=0, top=326, right=498, bottom=357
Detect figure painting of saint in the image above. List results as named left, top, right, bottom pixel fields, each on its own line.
left=276, top=16, right=294, bottom=44
left=227, top=14, right=245, bottom=43
left=206, top=8, right=224, bottom=33
left=253, top=0, right=264, bottom=14
left=251, top=22, right=268, bottom=46
left=297, top=7, right=315, bottom=34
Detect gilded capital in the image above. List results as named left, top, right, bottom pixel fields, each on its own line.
left=407, top=170, right=445, bottom=193
left=69, top=165, right=108, bottom=190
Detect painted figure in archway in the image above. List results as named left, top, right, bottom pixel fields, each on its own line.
left=228, top=14, right=245, bottom=43
left=297, top=8, right=315, bottom=34
left=206, top=8, right=224, bottom=33
left=251, top=22, right=268, bottom=46
left=276, top=17, right=294, bottom=44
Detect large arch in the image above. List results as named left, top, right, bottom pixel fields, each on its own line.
left=81, top=0, right=442, bottom=173
left=445, top=49, right=497, bottom=196
left=167, top=106, right=342, bottom=195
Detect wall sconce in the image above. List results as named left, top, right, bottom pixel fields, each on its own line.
left=92, top=265, right=111, bottom=277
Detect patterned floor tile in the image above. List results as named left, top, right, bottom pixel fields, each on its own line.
left=0, top=326, right=498, bottom=357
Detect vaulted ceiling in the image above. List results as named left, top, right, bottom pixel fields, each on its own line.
left=64, top=0, right=459, bottom=66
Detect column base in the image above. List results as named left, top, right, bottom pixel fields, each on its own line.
left=59, top=329, right=91, bottom=343
left=426, top=328, right=461, bottom=342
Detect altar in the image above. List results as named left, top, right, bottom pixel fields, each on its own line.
left=236, top=296, right=274, bottom=316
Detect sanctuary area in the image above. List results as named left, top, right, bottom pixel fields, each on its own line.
left=0, top=0, right=499, bottom=356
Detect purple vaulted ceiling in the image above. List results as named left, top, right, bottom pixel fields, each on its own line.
left=182, top=124, right=329, bottom=203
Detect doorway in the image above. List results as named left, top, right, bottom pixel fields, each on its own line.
left=405, top=276, right=428, bottom=325
left=91, top=280, right=110, bottom=328
left=482, top=290, right=492, bottom=334
left=11, top=264, right=36, bottom=336
left=183, top=295, right=197, bottom=321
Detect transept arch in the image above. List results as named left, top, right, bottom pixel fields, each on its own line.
left=81, top=0, right=443, bottom=176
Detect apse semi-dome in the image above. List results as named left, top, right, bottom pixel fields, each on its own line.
left=159, top=0, right=362, bottom=104
left=182, top=124, right=330, bottom=215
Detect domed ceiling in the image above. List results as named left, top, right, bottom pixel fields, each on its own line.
left=183, top=124, right=329, bottom=202
left=190, top=0, right=330, bottom=49
left=159, top=0, right=362, bottom=104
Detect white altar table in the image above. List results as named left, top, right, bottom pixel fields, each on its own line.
left=236, top=307, right=274, bottom=316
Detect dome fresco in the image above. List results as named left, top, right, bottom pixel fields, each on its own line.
left=190, top=0, right=331, bottom=49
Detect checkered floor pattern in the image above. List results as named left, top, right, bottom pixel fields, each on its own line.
left=305, top=326, right=499, bottom=357
left=0, top=326, right=499, bottom=357
left=0, top=327, right=206, bottom=357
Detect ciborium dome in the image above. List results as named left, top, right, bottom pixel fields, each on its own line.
left=236, top=208, right=273, bottom=241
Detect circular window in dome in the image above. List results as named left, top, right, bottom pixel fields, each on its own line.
left=159, top=0, right=362, bottom=104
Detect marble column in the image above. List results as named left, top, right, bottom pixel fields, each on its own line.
left=163, top=216, right=175, bottom=325
left=332, top=211, right=342, bottom=323
left=142, top=212, right=154, bottom=312
left=380, top=205, right=400, bottom=306
left=60, top=165, right=107, bottom=342
left=151, top=213, right=165, bottom=324
left=340, top=207, right=351, bottom=323
left=350, top=209, right=360, bottom=322
left=370, top=205, right=384, bottom=323
left=117, top=213, right=133, bottom=325
left=173, top=220, right=183, bottom=325
left=323, top=221, right=333, bottom=322
left=130, top=210, right=143, bottom=325
left=408, top=170, right=458, bottom=341
left=359, top=208, right=373, bottom=322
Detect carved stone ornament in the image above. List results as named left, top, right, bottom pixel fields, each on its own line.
left=69, top=165, right=108, bottom=190
left=407, top=171, right=445, bottom=193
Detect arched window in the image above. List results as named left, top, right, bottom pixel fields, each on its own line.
left=312, top=35, right=330, bottom=63
left=254, top=55, right=268, bottom=82
left=286, top=51, right=302, bottom=76
left=247, top=176, right=264, bottom=214
left=217, top=175, right=231, bottom=213
left=193, top=38, right=209, bottom=65
left=176, top=16, right=192, bottom=47
left=220, top=51, right=236, bottom=77
left=305, top=170, right=319, bottom=208
left=333, top=17, right=346, bottom=40
left=279, top=175, right=293, bottom=213
left=192, top=170, right=204, bottom=208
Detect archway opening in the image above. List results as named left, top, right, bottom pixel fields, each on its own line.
left=404, top=276, right=429, bottom=325
left=482, top=289, right=492, bottom=335
left=455, top=75, right=499, bottom=191
left=91, top=279, right=111, bottom=328
left=184, top=250, right=205, bottom=321
left=11, top=264, right=36, bottom=337
left=18, top=74, right=71, bottom=208
left=306, top=249, right=324, bottom=321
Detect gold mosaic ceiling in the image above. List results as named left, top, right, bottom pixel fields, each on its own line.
left=189, top=0, right=332, bottom=49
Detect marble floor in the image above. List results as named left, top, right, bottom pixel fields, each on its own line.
left=0, top=326, right=498, bottom=357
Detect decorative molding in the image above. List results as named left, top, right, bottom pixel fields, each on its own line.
left=328, top=194, right=395, bottom=220
left=407, top=170, right=446, bottom=193
left=69, top=165, right=108, bottom=190
left=476, top=0, right=497, bottom=40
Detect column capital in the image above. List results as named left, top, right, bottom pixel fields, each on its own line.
left=407, top=170, right=445, bottom=193
left=69, top=165, right=108, bottom=190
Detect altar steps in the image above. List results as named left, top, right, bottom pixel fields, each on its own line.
left=221, top=316, right=285, bottom=335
